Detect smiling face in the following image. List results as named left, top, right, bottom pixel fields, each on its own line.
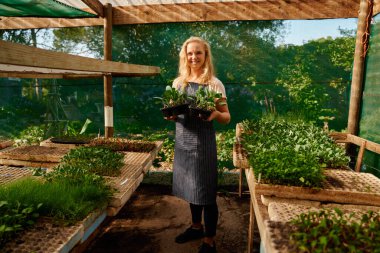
left=186, top=41, right=206, bottom=72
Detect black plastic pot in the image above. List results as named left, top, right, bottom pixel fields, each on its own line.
left=161, top=107, right=173, bottom=117
left=51, top=136, right=92, bottom=144
left=189, top=107, right=212, bottom=120
left=161, top=103, right=189, bottom=117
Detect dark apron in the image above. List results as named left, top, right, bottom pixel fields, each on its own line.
left=172, top=83, right=218, bottom=205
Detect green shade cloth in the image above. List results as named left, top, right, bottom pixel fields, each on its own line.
left=359, top=13, right=380, bottom=175
left=0, top=0, right=97, bottom=18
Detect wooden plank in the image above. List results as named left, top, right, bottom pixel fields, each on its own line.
left=254, top=169, right=380, bottom=207
left=0, top=64, right=103, bottom=79
left=107, top=173, right=144, bottom=216
left=0, top=0, right=360, bottom=29
left=347, top=134, right=380, bottom=154
left=81, top=0, right=104, bottom=17
left=247, top=201, right=254, bottom=253
left=375, top=0, right=380, bottom=15
left=0, top=72, right=104, bottom=79
left=0, top=40, right=160, bottom=76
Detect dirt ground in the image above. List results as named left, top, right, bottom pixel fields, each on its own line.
left=83, top=175, right=260, bottom=253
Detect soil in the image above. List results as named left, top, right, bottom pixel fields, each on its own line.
left=84, top=183, right=260, bottom=253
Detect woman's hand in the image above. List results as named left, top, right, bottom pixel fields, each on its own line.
left=206, top=98, right=231, bottom=124
left=206, top=110, right=220, bottom=121
left=164, top=115, right=178, bottom=121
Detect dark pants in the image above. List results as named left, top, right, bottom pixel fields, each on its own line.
left=190, top=203, right=219, bottom=237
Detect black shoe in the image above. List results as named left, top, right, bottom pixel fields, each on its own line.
left=175, top=226, right=204, bottom=244
left=198, top=242, right=217, bottom=253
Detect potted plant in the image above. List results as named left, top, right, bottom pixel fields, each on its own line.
left=154, top=86, right=189, bottom=117
left=189, top=88, right=226, bottom=120
left=50, top=119, right=93, bottom=144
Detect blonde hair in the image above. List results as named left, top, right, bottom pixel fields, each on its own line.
left=177, top=36, right=215, bottom=86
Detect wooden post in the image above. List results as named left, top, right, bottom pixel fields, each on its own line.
left=239, top=167, right=243, bottom=198
left=247, top=200, right=255, bottom=253
left=355, top=140, right=367, bottom=172
left=347, top=0, right=373, bottom=135
left=104, top=3, right=113, bottom=138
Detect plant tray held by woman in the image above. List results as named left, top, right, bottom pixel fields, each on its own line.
left=155, top=85, right=189, bottom=117
left=189, top=87, right=226, bottom=120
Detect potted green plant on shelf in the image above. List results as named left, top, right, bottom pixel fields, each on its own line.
left=188, top=88, right=226, bottom=120
left=154, top=85, right=189, bottom=117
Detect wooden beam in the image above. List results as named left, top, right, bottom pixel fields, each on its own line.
left=0, top=40, right=160, bottom=76
left=81, top=0, right=104, bottom=17
left=0, top=63, right=103, bottom=79
left=347, top=134, right=380, bottom=155
left=0, top=0, right=360, bottom=29
left=375, top=0, right=380, bottom=15
left=0, top=72, right=104, bottom=79
left=347, top=0, right=373, bottom=135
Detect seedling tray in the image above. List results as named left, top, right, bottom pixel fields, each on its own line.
left=0, top=139, right=13, bottom=149
left=0, top=165, right=32, bottom=185
left=254, top=169, right=380, bottom=206
left=0, top=145, right=69, bottom=162
left=268, top=202, right=380, bottom=223
left=1, top=218, right=83, bottom=253
left=1, top=209, right=107, bottom=253
left=263, top=201, right=380, bottom=253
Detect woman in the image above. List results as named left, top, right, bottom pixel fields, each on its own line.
left=166, top=36, right=230, bottom=253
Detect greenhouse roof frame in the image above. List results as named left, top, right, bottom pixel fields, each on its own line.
left=0, top=0, right=377, bottom=137
left=1, top=0, right=379, bottom=29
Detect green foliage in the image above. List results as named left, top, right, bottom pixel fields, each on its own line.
left=274, top=36, right=354, bottom=127
left=189, top=88, right=225, bottom=111
left=65, top=118, right=92, bottom=136
left=154, top=85, right=188, bottom=108
left=290, top=208, right=380, bottom=253
left=14, top=125, right=45, bottom=146
left=153, top=138, right=174, bottom=168
left=216, top=129, right=235, bottom=170
left=0, top=200, right=41, bottom=246
left=58, top=147, right=124, bottom=177
left=241, top=117, right=350, bottom=187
